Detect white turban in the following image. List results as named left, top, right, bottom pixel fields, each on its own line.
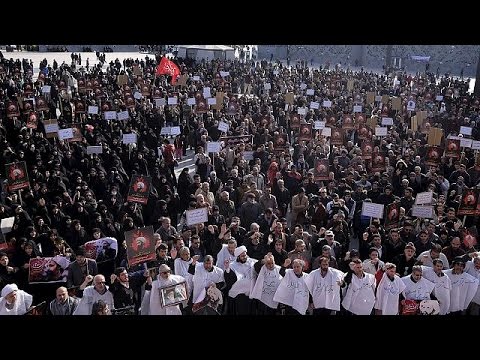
left=234, top=245, right=247, bottom=258
left=1, top=283, right=18, bottom=297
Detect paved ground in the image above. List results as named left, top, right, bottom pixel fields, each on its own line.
left=174, top=149, right=196, bottom=178
left=2, top=51, right=156, bottom=78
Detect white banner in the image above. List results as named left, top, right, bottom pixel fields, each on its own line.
left=44, top=121, right=59, bottom=134
left=186, top=208, right=209, bottom=226
left=381, top=117, right=394, bottom=126
left=322, top=127, right=331, bottom=137
left=0, top=217, right=15, bottom=234
left=297, top=107, right=306, bottom=115
left=411, top=205, right=434, bottom=218
left=117, top=111, right=129, bottom=121
left=460, top=126, right=472, bottom=136
left=375, top=127, right=388, bottom=136
left=87, top=146, right=103, bottom=155
left=203, top=87, right=211, bottom=98
left=58, top=128, right=73, bottom=140
left=218, top=121, right=229, bottom=132
left=472, top=140, right=480, bottom=150
left=155, top=98, right=166, bottom=107
left=122, top=133, right=137, bottom=144
left=88, top=106, right=99, bottom=115
left=361, top=202, right=384, bottom=219
left=160, top=127, right=171, bottom=135
left=460, top=138, right=472, bottom=148
left=104, top=111, right=116, bottom=120
left=415, top=192, right=433, bottom=205
left=206, top=142, right=222, bottom=153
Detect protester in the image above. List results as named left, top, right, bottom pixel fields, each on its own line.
left=0, top=47, right=479, bottom=316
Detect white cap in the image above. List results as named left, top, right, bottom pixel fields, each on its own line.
left=234, top=245, right=247, bottom=258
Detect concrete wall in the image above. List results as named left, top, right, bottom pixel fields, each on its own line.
left=258, top=45, right=480, bottom=77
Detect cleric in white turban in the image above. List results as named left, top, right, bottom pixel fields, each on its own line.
left=0, top=283, right=33, bottom=315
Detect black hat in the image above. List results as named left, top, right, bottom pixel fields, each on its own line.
left=349, top=249, right=360, bottom=258
left=452, top=256, right=465, bottom=266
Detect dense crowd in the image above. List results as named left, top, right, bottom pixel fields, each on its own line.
left=0, top=47, right=479, bottom=315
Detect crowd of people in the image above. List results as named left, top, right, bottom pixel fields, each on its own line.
left=0, top=46, right=479, bottom=316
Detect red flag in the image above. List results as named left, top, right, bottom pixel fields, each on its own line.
left=156, top=57, right=181, bottom=84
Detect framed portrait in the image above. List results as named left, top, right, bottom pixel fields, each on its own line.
left=160, top=282, right=188, bottom=307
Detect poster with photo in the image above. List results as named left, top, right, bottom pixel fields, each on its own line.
left=384, top=202, right=400, bottom=230
left=425, top=146, right=442, bottom=166
left=29, top=256, right=70, bottom=284
left=370, top=152, right=386, bottom=172
left=330, top=128, right=344, bottom=146
left=23, top=82, right=34, bottom=96
left=358, top=124, right=371, bottom=140
left=195, top=97, right=208, bottom=114
left=22, top=98, right=35, bottom=115
left=361, top=140, right=373, bottom=160
left=26, top=112, right=38, bottom=129
left=68, top=124, right=83, bottom=142
left=35, top=96, right=49, bottom=112
left=127, top=175, right=151, bottom=205
left=445, top=139, right=460, bottom=158
left=84, top=237, right=118, bottom=264
left=5, top=161, right=30, bottom=191
left=290, top=113, right=301, bottom=129
left=342, top=115, right=354, bottom=130
left=314, top=159, right=329, bottom=181
left=125, top=226, right=156, bottom=266
left=6, top=101, right=20, bottom=118
left=458, top=188, right=479, bottom=216
left=160, top=282, right=188, bottom=307
left=273, top=133, right=288, bottom=151
left=298, top=123, right=312, bottom=141
left=78, top=77, right=86, bottom=92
